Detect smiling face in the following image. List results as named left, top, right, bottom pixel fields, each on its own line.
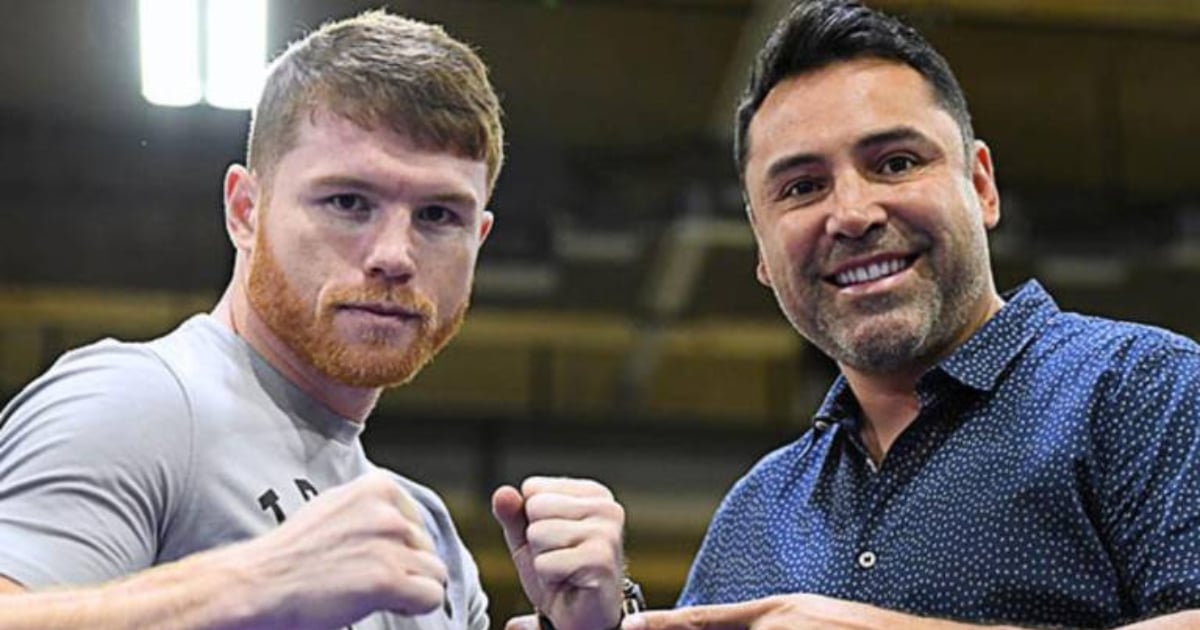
left=744, top=58, right=1000, bottom=375
left=244, top=109, right=492, bottom=388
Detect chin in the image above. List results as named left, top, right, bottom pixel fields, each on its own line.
left=830, top=314, right=932, bottom=373
left=305, top=339, right=433, bottom=389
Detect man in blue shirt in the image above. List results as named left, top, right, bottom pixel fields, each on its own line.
left=622, top=1, right=1200, bottom=628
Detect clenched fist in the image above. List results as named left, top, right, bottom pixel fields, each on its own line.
left=241, top=470, right=449, bottom=628
left=493, top=477, right=626, bottom=630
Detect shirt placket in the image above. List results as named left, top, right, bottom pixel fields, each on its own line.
left=846, top=386, right=948, bottom=592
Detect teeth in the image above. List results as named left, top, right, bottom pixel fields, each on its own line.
left=835, top=258, right=909, bottom=287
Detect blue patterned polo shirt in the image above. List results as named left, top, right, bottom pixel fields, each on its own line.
left=678, top=281, right=1200, bottom=627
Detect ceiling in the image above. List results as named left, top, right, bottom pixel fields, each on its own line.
left=1, top=0, right=1199, bottom=293
left=1, top=0, right=1199, bottom=425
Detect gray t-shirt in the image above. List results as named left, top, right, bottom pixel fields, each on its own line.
left=0, top=315, right=487, bottom=630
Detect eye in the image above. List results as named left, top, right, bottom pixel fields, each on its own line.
left=780, top=178, right=826, bottom=201
left=416, top=205, right=459, bottom=226
left=323, top=193, right=371, bottom=215
left=878, top=154, right=919, bottom=176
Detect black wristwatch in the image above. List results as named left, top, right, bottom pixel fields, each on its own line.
left=538, top=577, right=647, bottom=630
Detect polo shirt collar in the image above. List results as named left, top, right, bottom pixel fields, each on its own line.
left=811, top=279, right=1058, bottom=429
left=936, top=280, right=1058, bottom=393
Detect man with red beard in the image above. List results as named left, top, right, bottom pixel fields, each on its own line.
left=618, top=1, right=1200, bottom=629
left=0, top=10, right=626, bottom=630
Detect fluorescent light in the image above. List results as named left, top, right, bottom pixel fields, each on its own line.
left=139, top=0, right=202, bottom=107
left=205, top=0, right=267, bottom=110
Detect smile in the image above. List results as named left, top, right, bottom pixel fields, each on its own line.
left=829, top=255, right=916, bottom=288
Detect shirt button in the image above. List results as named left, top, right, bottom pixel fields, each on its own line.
left=857, top=550, right=877, bottom=569
left=814, top=420, right=831, bottom=431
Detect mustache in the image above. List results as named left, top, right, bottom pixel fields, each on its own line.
left=822, top=227, right=930, bottom=270
left=322, top=285, right=436, bottom=320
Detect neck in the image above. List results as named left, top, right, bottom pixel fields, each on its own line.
left=211, top=275, right=381, bottom=423
left=838, top=290, right=1005, bottom=464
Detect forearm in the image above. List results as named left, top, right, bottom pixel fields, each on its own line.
left=896, top=608, right=1200, bottom=630
left=0, top=543, right=262, bottom=630
left=1117, top=609, right=1200, bottom=629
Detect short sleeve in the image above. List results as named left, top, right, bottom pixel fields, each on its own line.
left=0, top=341, right=194, bottom=587
left=1094, top=340, right=1200, bottom=618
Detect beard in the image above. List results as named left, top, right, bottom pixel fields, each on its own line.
left=246, top=229, right=467, bottom=389
left=811, top=270, right=980, bottom=373
left=784, top=226, right=991, bottom=375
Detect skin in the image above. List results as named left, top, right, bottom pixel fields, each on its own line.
left=0, top=470, right=451, bottom=629
left=493, top=479, right=627, bottom=630
left=0, top=109, right=490, bottom=628
left=744, top=58, right=1002, bottom=461
left=614, top=57, right=1200, bottom=630
left=0, top=109, right=627, bottom=630
left=220, top=107, right=494, bottom=422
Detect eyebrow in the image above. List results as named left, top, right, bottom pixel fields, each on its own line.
left=763, top=125, right=934, bottom=183
left=853, top=126, right=933, bottom=156
left=307, top=174, right=480, bottom=208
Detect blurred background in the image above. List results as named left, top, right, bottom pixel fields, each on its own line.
left=1, top=0, right=1198, bottom=619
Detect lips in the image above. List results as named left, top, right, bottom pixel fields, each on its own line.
left=337, top=302, right=424, bottom=320
left=827, top=254, right=917, bottom=288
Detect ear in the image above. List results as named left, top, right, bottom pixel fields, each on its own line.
left=755, top=248, right=773, bottom=288
left=478, top=210, right=495, bottom=246
left=224, top=164, right=260, bottom=252
left=746, top=199, right=774, bottom=288
left=970, top=140, right=1001, bottom=230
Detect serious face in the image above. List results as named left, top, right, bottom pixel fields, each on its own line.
left=743, top=58, right=1000, bottom=374
left=246, top=109, right=492, bottom=388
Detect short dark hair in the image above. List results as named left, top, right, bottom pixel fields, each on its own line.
left=734, top=0, right=973, bottom=181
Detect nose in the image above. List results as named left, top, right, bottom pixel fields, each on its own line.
left=363, top=210, right=417, bottom=282
left=825, top=174, right=886, bottom=240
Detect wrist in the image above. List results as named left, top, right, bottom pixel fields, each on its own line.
left=88, top=542, right=264, bottom=630
left=538, top=578, right=646, bottom=630
left=172, top=541, right=275, bottom=629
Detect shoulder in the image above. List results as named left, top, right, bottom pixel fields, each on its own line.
left=1, top=334, right=193, bottom=442
left=0, top=331, right=200, bottom=502
left=1032, top=313, right=1200, bottom=457
left=0, top=332, right=200, bottom=586
left=1042, top=313, right=1200, bottom=398
left=1013, top=311, right=1200, bottom=411
left=1037, top=310, right=1199, bottom=369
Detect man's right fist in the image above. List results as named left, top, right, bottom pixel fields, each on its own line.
left=232, top=470, right=449, bottom=629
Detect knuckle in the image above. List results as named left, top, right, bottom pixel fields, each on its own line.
left=422, top=550, right=450, bottom=582
left=362, top=469, right=394, bottom=491
left=600, top=500, right=625, bottom=524
left=373, top=506, right=410, bottom=535
left=362, top=559, right=398, bottom=595
left=520, top=476, right=549, bottom=496
left=577, top=478, right=614, bottom=499
left=683, top=607, right=711, bottom=629
left=365, top=538, right=400, bottom=565
left=531, top=554, right=569, bottom=583
left=396, top=578, right=443, bottom=615
left=524, top=519, right=552, bottom=541
left=523, top=493, right=554, bottom=520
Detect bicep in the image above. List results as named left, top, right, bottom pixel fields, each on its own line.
left=0, top=347, right=192, bottom=587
